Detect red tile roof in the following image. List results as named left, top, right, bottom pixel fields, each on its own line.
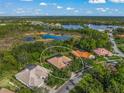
left=72, top=50, right=94, bottom=59
left=94, top=48, right=112, bottom=56
left=47, top=56, right=72, bottom=69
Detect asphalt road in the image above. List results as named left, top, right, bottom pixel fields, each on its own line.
left=109, top=32, right=124, bottom=57
left=55, top=66, right=91, bottom=93
left=55, top=72, right=83, bottom=93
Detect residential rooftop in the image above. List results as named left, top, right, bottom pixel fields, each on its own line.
left=72, top=50, right=95, bottom=59
left=93, top=48, right=112, bottom=56
left=47, top=56, right=72, bottom=69
left=15, top=65, right=49, bottom=88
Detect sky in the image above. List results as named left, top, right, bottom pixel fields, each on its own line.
left=0, top=0, right=124, bottom=16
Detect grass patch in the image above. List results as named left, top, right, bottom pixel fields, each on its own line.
left=46, top=75, right=65, bottom=89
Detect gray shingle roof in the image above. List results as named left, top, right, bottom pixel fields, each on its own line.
left=15, top=65, right=49, bottom=88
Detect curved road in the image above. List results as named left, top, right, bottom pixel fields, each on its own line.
left=55, top=66, right=92, bottom=93
left=109, top=32, right=124, bottom=57
left=55, top=71, right=84, bottom=93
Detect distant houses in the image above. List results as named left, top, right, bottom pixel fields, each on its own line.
left=47, top=56, right=72, bottom=69
left=31, top=21, right=62, bottom=29
left=72, top=50, right=95, bottom=59
left=15, top=65, right=49, bottom=88
left=93, top=48, right=112, bottom=56
left=0, top=88, right=14, bottom=93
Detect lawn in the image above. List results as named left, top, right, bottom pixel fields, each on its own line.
left=114, top=35, right=124, bottom=53
left=118, top=44, right=124, bottom=53
left=108, top=55, right=122, bottom=60
left=0, top=78, right=10, bottom=87
left=46, top=75, right=65, bottom=89
left=0, top=74, right=17, bottom=91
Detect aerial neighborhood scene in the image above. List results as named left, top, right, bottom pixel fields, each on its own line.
left=0, top=0, right=124, bottom=93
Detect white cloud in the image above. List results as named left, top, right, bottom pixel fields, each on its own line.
left=109, top=0, right=124, bottom=3
left=96, top=7, right=109, bottom=12
left=86, top=10, right=93, bottom=14
left=40, top=2, right=58, bottom=7
left=34, top=9, right=41, bottom=15
left=114, top=9, right=119, bottom=11
left=66, top=7, right=74, bottom=10
left=51, top=3, right=57, bottom=6
left=57, top=6, right=63, bottom=9
left=15, top=8, right=25, bottom=14
left=20, top=0, right=33, bottom=1
left=4, top=3, right=13, bottom=8
left=89, top=0, right=106, bottom=3
left=89, top=0, right=124, bottom=3
left=46, top=13, right=49, bottom=16
left=96, top=7, right=119, bottom=13
left=40, top=2, right=47, bottom=6
left=74, top=10, right=79, bottom=13
left=14, top=8, right=42, bottom=15
left=0, top=11, right=5, bottom=15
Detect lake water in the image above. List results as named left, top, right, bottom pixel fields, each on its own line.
left=87, top=24, right=122, bottom=31
left=41, top=34, right=71, bottom=41
left=62, top=24, right=83, bottom=30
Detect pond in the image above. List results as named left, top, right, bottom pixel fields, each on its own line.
left=62, top=24, right=83, bottom=30
left=41, top=34, right=71, bottom=41
left=87, top=24, right=122, bottom=31
left=23, top=36, right=35, bottom=42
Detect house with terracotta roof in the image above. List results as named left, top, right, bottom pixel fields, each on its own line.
left=47, top=56, right=72, bottom=69
left=93, top=48, right=112, bottom=56
left=0, top=88, right=14, bottom=93
left=72, top=50, right=95, bottom=59
left=15, top=65, right=49, bottom=88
